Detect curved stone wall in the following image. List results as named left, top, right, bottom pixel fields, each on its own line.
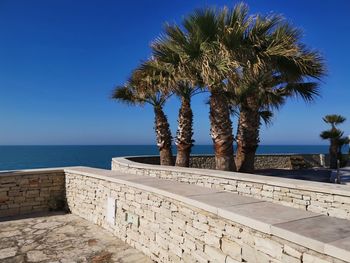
left=112, top=156, right=350, bottom=220
left=126, top=154, right=324, bottom=170
left=65, top=167, right=349, bottom=263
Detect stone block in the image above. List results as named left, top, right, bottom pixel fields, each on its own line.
left=283, top=244, right=302, bottom=259
left=242, top=244, right=270, bottom=263
left=334, top=195, right=350, bottom=204
left=281, top=253, right=300, bottom=263
left=221, top=238, right=241, bottom=261
left=193, top=249, right=210, bottom=263
left=204, top=232, right=220, bottom=247
left=225, top=256, right=240, bottom=263
left=0, top=247, right=17, bottom=260
left=254, top=236, right=283, bottom=259
left=204, top=245, right=226, bottom=262
left=169, top=242, right=183, bottom=257
left=302, top=253, right=330, bottom=263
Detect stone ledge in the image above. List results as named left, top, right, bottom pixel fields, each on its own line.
left=0, top=167, right=67, bottom=177
left=65, top=166, right=350, bottom=262
left=112, top=157, right=350, bottom=197
left=126, top=153, right=327, bottom=169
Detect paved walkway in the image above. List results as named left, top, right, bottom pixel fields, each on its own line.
left=0, top=213, right=152, bottom=263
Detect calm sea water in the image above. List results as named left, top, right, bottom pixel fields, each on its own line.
left=0, top=145, right=335, bottom=171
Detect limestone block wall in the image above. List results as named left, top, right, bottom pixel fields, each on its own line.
left=127, top=154, right=324, bottom=170
left=112, top=157, right=350, bottom=220
left=0, top=169, right=65, bottom=218
left=65, top=170, right=347, bottom=263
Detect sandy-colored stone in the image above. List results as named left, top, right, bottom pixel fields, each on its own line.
left=0, top=246, right=17, bottom=259
left=0, top=213, right=152, bottom=263
left=27, top=250, right=49, bottom=262
left=272, top=215, right=350, bottom=252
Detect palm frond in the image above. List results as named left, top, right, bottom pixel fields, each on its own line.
left=259, top=110, right=274, bottom=126
left=112, top=85, right=144, bottom=106
left=279, top=82, right=320, bottom=102
left=320, top=129, right=344, bottom=140
left=323, top=114, right=346, bottom=125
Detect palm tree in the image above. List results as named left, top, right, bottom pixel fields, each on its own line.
left=226, top=14, right=325, bottom=173
left=112, top=63, right=174, bottom=166
left=173, top=83, right=200, bottom=167
left=151, top=39, right=202, bottom=167
left=320, top=114, right=348, bottom=169
left=159, top=8, right=243, bottom=171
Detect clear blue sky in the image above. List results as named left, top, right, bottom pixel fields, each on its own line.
left=0, top=0, right=349, bottom=145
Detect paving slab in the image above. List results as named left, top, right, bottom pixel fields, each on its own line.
left=191, top=191, right=263, bottom=207
left=272, top=215, right=350, bottom=253
left=130, top=177, right=221, bottom=197
left=179, top=191, right=264, bottom=214
left=218, top=201, right=320, bottom=234
left=0, top=213, right=152, bottom=263
left=108, top=173, right=151, bottom=181
left=325, top=236, right=350, bottom=262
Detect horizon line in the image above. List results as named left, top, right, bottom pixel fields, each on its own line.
left=0, top=144, right=330, bottom=147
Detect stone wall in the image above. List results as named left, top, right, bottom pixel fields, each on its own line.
left=0, top=169, right=65, bottom=218
left=127, top=154, right=324, bottom=170
left=65, top=169, right=347, bottom=263
left=112, top=157, right=350, bottom=220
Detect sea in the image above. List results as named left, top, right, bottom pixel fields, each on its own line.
left=0, top=145, right=340, bottom=171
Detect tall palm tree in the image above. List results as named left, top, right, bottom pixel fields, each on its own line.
left=173, top=83, right=200, bottom=167
left=160, top=8, right=243, bottom=171
left=320, top=114, right=348, bottom=169
left=112, top=63, right=174, bottom=166
left=227, top=14, right=326, bottom=172
left=151, top=40, right=202, bottom=167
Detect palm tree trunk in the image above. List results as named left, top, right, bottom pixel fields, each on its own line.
left=175, top=97, right=193, bottom=167
left=330, top=138, right=338, bottom=169
left=154, top=106, right=174, bottom=166
left=235, top=96, right=260, bottom=173
left=209, top=92, right=236, bottom=171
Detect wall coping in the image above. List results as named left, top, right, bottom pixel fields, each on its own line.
left=112, top=156, right=350, bottom=197
left=65, top=166, right=350, bottom=262
left=0, top=167, right=66, bottom=177
left=126, top=153, right=325, bottom=157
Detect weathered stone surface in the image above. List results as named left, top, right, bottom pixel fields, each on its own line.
left=204, top=245, right=226, bottom=262
left=0, top=213, right=151, bottom=263
left=0, top=170, right=65, bottom=218
left=272, top=215, right=350, bottom=252
left=303, top=253, right=330, bottom=263
left=2, top=165, right=350, bottom=263
left=221, top=238, right=241, bottom=260
left=0, top=246, right=17, bottom=259
left=64, top=167, right=349, bottom=263
left=325, top=236, right=350, bottom=262
left=125, top=154, right=324, bottom=170
left=112, top=156, right=350, bottom=221
left=27, top=250, right=49, bottom=262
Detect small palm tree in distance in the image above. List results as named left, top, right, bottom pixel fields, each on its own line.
left=320, top=114, right=348, bottom=169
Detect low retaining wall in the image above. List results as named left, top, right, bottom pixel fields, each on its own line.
left=127, top=154, right=324, bottom=170
left=65, top=167, right=349, bottom=263
left=0, top=168, right=65, bottom=218
left=112, top=157, right=350, bottom=220
left=1, top=166, right=349, bottom=262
